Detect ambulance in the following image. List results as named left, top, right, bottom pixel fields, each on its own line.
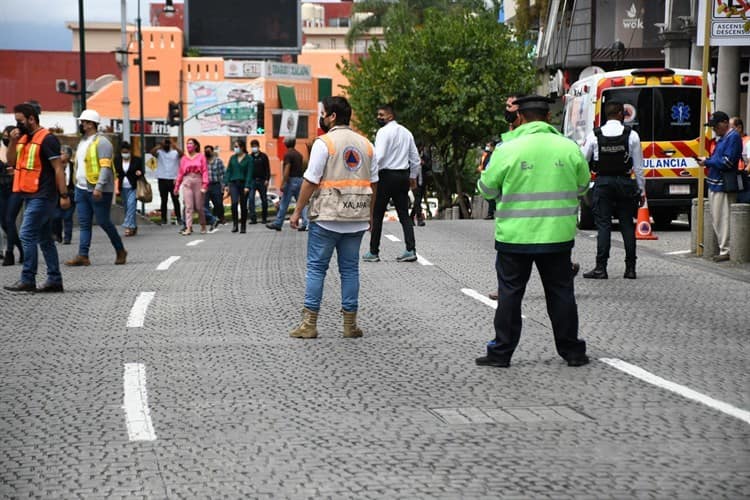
left=563, top=68, right=712, bottom=229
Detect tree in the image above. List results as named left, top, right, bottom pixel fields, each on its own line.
left=341, top=5, right=536, bottom=217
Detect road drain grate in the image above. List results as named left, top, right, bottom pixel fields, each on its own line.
left=429, top=406, right=592, bottom=424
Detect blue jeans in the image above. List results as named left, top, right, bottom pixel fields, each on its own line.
left=273, top=177, right=303, bottom=227
left=75, top=187, right=124, bottom=257
left=304, top=223, right=365, bottom=313
left=1, top=187, right=23, bottom=254
left=121, top=186, right=138, bottom=229
left=52, top=200, right=76, bottom=243
left=204, top=182, right=223, bottom=224
left=20, top=197, right=61, bottom=286
left=247, top=178, right=268, bottom=222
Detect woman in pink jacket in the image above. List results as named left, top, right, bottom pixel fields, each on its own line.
left=174, top=138, right=208, bottom=235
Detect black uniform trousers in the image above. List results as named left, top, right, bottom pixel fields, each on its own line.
left=158, top=178, right=181, bottom=224
left=370, top=169, right=415, bottom=254
left=591, top=175, right=639, bottom=266
left=486, top=249, right=586, bottom=363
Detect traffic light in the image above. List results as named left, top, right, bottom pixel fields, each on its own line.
left=167, top=101, right=181, bottom=126
left=256, top=102, right=265, bottom=134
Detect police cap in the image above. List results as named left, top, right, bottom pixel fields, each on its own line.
left=512, top=95, right=555, bottom=112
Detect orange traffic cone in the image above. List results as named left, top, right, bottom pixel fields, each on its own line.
left=635, top=201, right=658, bottom=240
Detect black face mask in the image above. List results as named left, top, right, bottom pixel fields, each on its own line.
left=2, top=138, right=8, bottom=147
left=504, top=110, right=518, bottom=124
left=319, top=116, right=331, bottom=133
left=163, top=143, right=171, bottom=151
left=16, top=122, right=29, bottom=136
left=376, top=118, right=387, bottom=127
left=205, top=151, right=212, bottom=158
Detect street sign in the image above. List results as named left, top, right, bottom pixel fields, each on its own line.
left=220, top=107, right=254, bottom=121
left=697, top=0, right=750, bottom=46
left=112, top=120, right=172, bottom=136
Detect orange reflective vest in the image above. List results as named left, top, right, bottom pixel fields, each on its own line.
left=13, top=128, right=51, bottom=194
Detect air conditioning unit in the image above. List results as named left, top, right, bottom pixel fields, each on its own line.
left=55, top=79, right=69, bottom=93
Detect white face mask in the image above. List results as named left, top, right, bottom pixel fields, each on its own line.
left=122, top=153, right=131, bottom=160
left=251, top=147, right=259, bottom=153
left=233, top=147, right=240, bottom=154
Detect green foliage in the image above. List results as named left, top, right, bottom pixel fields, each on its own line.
left=341, top=5, right=536, bottom=215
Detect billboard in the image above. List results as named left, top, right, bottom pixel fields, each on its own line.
left=186, top=0, right=301, bottom=57
left=185, top=82, right=265, bottom=136
left=594, top=0, right=668, bottom=50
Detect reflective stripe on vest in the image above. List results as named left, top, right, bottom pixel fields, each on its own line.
left=319, top=179, right=371, bottom=189
left=13, top=128, right=51, bottom=193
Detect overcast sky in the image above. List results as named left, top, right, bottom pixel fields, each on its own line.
left=0, top=0, right=178, bottom=50
left=0, top=0, right=350, bottom=51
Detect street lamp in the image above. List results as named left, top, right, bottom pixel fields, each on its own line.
left=163, top=0, right=176, bottom=16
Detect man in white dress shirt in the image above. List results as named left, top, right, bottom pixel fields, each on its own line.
left=363, top=104, right=420, bottom=263
left=580, top=100, right=644, bottom=280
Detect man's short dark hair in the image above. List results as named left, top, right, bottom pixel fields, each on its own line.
left=284, top=137, right=296, bottom=148
left=604, top=101, right=625, bottom=119
left=377, top=104, right=395, bottom=118
left=120, top=141, right=131, bottom=150
left=250, top=139, right=260, bottom=148
left=14, top=103, right=39, bottom=122
left=323, top=96, right=352, bottom=126
left=518, top=108, right=548, bottom=122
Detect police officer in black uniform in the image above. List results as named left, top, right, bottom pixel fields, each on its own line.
left=581, top=100, right=644, bottom=280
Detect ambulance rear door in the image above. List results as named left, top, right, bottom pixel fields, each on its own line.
left=600, top=83, right=702, bottom=226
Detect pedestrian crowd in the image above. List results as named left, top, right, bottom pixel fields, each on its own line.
left=2, top=95, right=745, bottom=370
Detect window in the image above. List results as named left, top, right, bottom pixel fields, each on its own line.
left=145, top=71, right=160, bottom=87
left=603, top=87, right=702, bottom=142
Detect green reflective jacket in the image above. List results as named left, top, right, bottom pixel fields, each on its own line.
left=477, top=121, right=589, bottom=251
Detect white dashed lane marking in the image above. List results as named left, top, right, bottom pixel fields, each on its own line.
left=460, top=288, right=527, bottom=319
left=186, top=239, right=204, bottom=247
left=156, top=256, right=181, bottom=270
left=385, top=234, right=401, bottom=242
left=122, top=363, right=157, bottom=441
left=664, top=250, right=691, bottom=255
left=416, top=253, right=433, bottom=266
left=127, top=292, right=155, bottom=328
left=601, top=358, right=750, bottom=425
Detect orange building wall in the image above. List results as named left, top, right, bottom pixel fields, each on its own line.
left=85, top=26, right=332, bottom=188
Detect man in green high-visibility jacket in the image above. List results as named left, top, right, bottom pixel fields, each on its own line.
left=475, top=95, right=591, bottom=368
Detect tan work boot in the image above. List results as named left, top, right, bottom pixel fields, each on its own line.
left=290, top=307, right=318, bottom=338
left=65, top=255, right=90, bottom=266
left=342, top=310, right=363, bottom=338
left=115, top=249, right=128, bottom=265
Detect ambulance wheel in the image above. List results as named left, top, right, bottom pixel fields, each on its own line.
left=652, top=210, right=675, bottom=229
left=578, top=202, right=595, bottom=230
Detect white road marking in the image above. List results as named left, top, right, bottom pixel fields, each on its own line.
left=385, top=234, right=401, bottom=242
left=122, top=363, right=157, bottom=441
left=156, top=256, right=181, bottom=271
left=186, top=239, right=204, bottom=246
left=664, top=250, right=691, bottom=255
left=127, top=292, right=155, bottom=328
left=416, top=253, right=433, bottom=266
left=461, top=288, right=527, bottom=318
left=600, top=358, right=750, bottom=425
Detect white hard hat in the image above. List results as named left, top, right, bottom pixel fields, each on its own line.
left=77, top=109, right=101, bottom=123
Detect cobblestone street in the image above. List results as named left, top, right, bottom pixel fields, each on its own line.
left=1, top=218, right=748, bottom=499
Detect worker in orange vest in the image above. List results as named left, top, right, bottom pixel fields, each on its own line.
left=3, top=102, right=70, bottom=292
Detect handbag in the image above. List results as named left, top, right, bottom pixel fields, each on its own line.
left=722, top=169, right=744, bottom=193
left=136, top=177, right=153, bottom=203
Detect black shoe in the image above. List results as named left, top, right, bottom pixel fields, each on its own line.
left=417, top=220, right=426, bottom=227
left=249, top=220, right=258, bottom=225
left=571, top=262, right=580, bottom=277
left=475, top=355, right=510, bottom=368
left=262, top=219, right=268, bottom=224
left=623, top=266, right=636, bottom=279
left=231, top=226, right=239, bottom=233
left=62, top=240, right=71, bottom=245
left=583, top=267, right=608, bottom=279
left=35, top=281, right=64, bottom=293
left=483, top=215, right=494, bottom=220
left=298, top=226, right=307, bottom=232
left=266, top=223, right=281, bottom=231
left=4, top=280, right=36, bottom=292
left=566, top=355, right=590, bottom=367
left=2, top=251, right=14, bottom=267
